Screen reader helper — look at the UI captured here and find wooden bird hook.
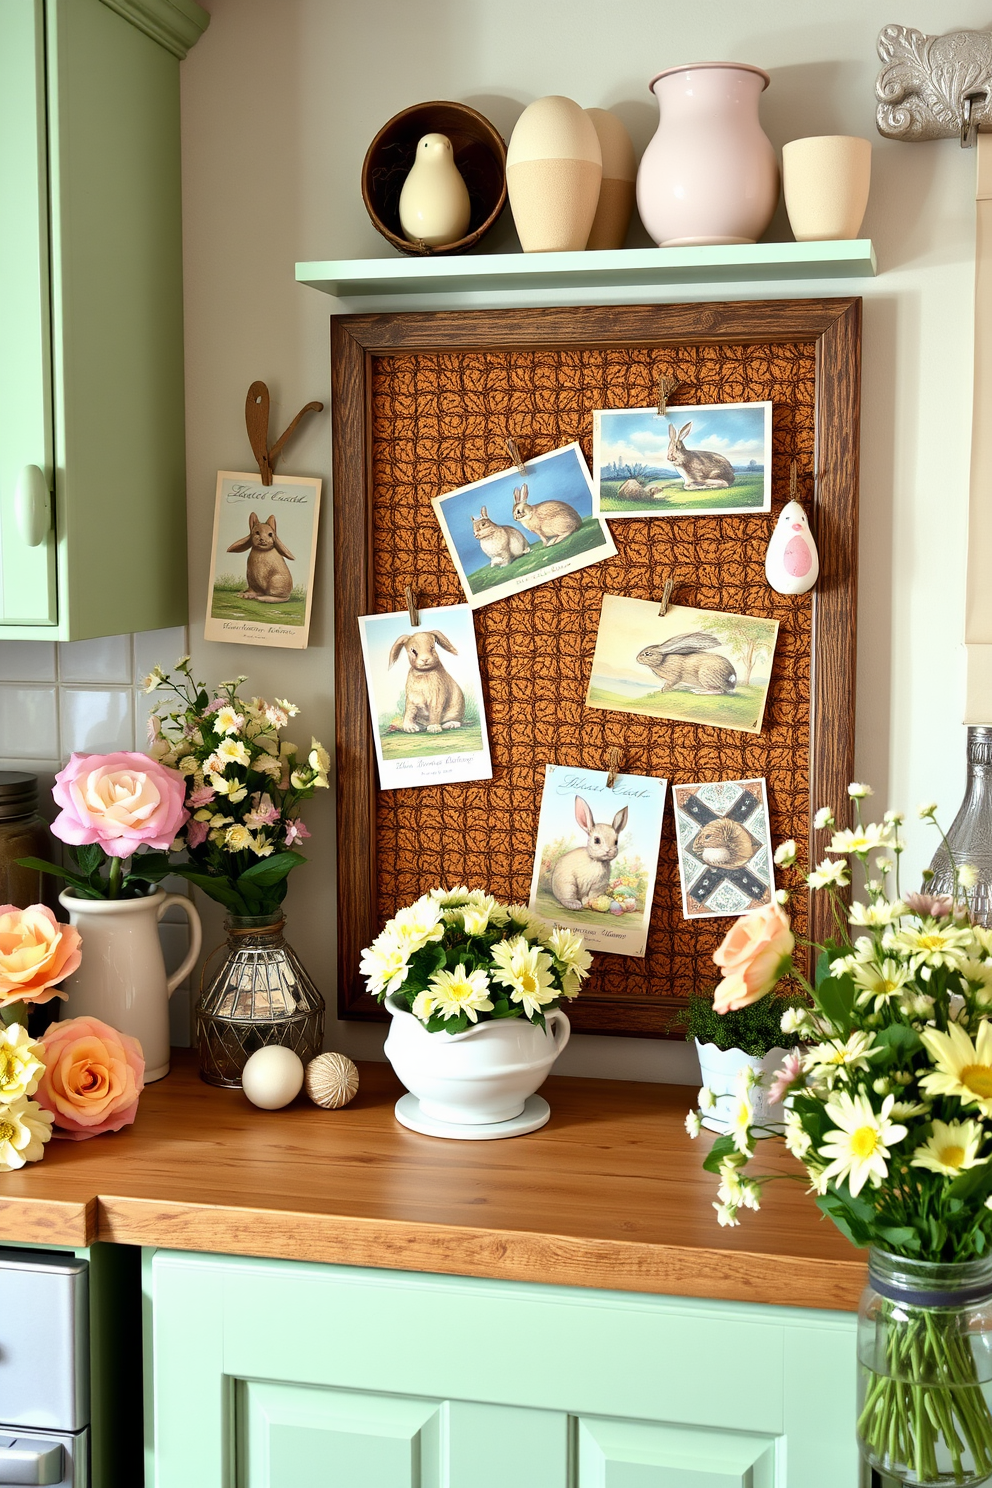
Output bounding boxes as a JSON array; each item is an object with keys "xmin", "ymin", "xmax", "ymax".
[{"xmin": 245, "ymin": 381, "xmax": 324, "ymax": 485}]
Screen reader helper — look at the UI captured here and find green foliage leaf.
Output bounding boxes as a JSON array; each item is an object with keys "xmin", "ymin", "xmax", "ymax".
[
  {"xmin": 72, "ymin": 843, "xmax": 104, "ymax": 876},
  {"xmin": 813, "ymin": 973, "xmax": 856, "ymax": 1037},
  {"xmin": 815, "ymin": 1190, "xmax": 872, "ymax": 1248},
  {"xmin": 167, "ymin": 867, "xmax": 246, "ymax": 914},
  {"xmin": 949, "ymin": 1161, "xmax": 992, "ymax": 1205},
  {"xmin": 126, "ymin": 851, "xmax": 174, "ymax": 884},
  {"xmin": 702, "ymin": 1135, "xmax": 738, "ymax": 1175},
  {"xmin": 871, "ymin": 1022, "xmax": 922, "ymax": 1060},
  {"xmin": 876, "ymin": 1225, "xmax": 920, "ymax": 1251},
  {"xmin": 16, "ymin": 855, "xmax": 91, "ymax": 890},
  {"xmin": 815, "ymin": 943, "xmax": 848, "ymax": 987},
  {"xmin": 238, "ymin": 851, "xmax": 307, "ymax": 887}
]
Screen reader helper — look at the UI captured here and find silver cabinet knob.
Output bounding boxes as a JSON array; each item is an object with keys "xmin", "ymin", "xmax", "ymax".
[
  {"xmin": 0, "ymin": 1436, "xmax": 64, "ymax": 1486},
  {"xmin": 13, "ymin": 466, "xmax": 51, "ymax": 548}
]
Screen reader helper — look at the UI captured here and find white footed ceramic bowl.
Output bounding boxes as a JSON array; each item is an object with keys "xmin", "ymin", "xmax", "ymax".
[{"xmin": 384, "ymin": 995, "xmax": 570, "ymax": 1125}]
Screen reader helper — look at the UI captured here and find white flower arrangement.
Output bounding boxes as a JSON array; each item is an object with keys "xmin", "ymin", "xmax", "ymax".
[{"xmin": 360, "ymin": 888, "xmax": 592, "ymax": 1034}]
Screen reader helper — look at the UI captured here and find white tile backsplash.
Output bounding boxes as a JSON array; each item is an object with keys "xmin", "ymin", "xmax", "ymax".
[
  {"xmin": 60, "ymin": 688, "xmax": 134, "ymax": 754},
  {"xmin": 0, "ymin": 641, "xmax": 57, "ymax": 683},
  {"xmin": 132, "ymin": 627, "xmax": 188, "ymax": 683},
  {"xmin": 59, "ymin": 634, "xmax": 132, "ymax": 684},
  {"xmin": 0, "ymin": 686, "xmax": 59, "ymax": 758}
]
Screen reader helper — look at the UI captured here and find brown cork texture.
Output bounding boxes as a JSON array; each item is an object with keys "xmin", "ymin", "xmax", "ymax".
[{"xmin": 369, "ymin": 343, "xmax": 815, "ymax": 1030}]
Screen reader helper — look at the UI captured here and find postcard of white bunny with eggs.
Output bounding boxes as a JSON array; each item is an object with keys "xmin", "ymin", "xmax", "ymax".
[
  {"xmin": 431, "ymin": 443, "xmax": 617, "ymax": 610},
  {"xmin": 528, "ymin": 764, "xmax": 667, "ymax": 957},
  {"xmin": 592, "ymin": 401, "xmax": 772, "ymax": 518},
  {"xmin": 358, "ymin": 603, "xmax": 493, "ymax": 791},
  {"xmin": 204, "ymin": 472, "xmax": 322, "ymax": 648}
]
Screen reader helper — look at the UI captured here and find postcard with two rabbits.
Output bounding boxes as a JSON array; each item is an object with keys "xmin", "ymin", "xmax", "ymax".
[
  {"xmin": 430, "ymin": 444, "xmax": 617, "ymax": 610},
  {"xmin": 592, "ymin": 400, "xmax": 772, "ymax": 518},
  {"xmin": 587, "ymin": 594, "xmax": 780, "ymax": 735},
  {"xmin": 528, "ymin": 764, "xmax": 667, "ymax": 958},
  {"xmin": 358, "ymin": 603, "xmax": 493, "ymax": 791},
  {"xmin": 204, "ymin": 472, "xmax": 321, "ymax": 648}
]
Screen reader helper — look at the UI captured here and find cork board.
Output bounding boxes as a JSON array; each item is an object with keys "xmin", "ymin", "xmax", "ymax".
[{"xmin": 331, "ymin": 301, "xmax": 861, "ymax": 1036}]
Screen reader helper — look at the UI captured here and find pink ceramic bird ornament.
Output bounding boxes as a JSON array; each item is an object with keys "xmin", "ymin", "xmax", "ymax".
[{"xmin": 764, "ymin": 499, "xmax": 819, "ymax": 595}]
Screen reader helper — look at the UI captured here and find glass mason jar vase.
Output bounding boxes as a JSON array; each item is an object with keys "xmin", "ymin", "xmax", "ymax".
[
  {"xmin": 195, "ymin": 914, "xmax": 324, "ymax": 1087},
  {"xmin": 858, "ymin": 1248, "xmax": 992, "ymax": 1486}
]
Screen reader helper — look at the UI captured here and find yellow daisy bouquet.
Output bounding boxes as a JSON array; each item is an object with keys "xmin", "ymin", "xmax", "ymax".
[
  {"xmin": 688, "ymin": 784, "xmax": 992, "ymax": 1484},
  {"xmin": 359, "ymin": 888, "xmax": 591, "ymax": 1034}
]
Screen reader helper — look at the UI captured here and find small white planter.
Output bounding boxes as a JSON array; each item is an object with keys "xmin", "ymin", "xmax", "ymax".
[
  {"xmin": 694, "ymin": 1039, "xmax": 790, "ymax": 1135},
  {"xmin": 384, "ymin": 995, "xmax": 570, "ymax": 1138}
]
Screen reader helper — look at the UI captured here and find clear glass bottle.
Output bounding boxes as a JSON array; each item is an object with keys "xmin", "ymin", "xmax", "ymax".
[
  {"xmin": 858, "ymin": 1248, "xmax": 992, "ymax": 1486},
  {"xmin": 195, "ymin": 913, "xmax": 324, "ymax": 1087},
  {"xmin": 927, "ymin": 727, "xmax": 992, "ymax": 924},
  {"xmin": 0, "ymin": 771, "xmax": 57, "ymax": 911}
]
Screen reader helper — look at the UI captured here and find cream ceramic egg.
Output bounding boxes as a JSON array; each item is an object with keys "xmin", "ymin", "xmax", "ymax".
[
  {"xmin": 241, "ymin": 1045, "xmax": 305, "ymax": 1110},
  {"xmin": 764, "ymin": 499, "xmax": 820, "ymax": 595},
  {"xmin": 507, "ymin": 96, "xmax": 602, "ymax": 252}
]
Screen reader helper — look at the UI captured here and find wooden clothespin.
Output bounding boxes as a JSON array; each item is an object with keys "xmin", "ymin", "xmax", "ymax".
[
  {"xmin": 658, "ymin": 577, "xmax": 674, "ymax": 617},
  {"xmin": 506, "ymin": 436, "xmax": 526, "ymax": 475},
  {"xmin": 655, "ymin": 375, "xmax": 678, "ymax": 418},
  {"xmin": 606, "ymin": 747, "xmax": 623, "ymax": 789},
  {"xmin": 245, "ymin": 381, "xmax": 324, "ymax": 485},
  {"xmin": 404, "ymin": 585, "xmax": 420, "ymax": 626},
  {"xmin": 790, "ymin": 460, "xmax": 799, "ymax": 500}
]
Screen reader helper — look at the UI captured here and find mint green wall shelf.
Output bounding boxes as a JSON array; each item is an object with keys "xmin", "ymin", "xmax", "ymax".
[{"xmin": 296, "ymin": 239, "xmax": 877, "ymax": 311}]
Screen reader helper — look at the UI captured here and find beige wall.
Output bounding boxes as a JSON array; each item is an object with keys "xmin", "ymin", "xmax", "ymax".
[{"xmin": 179, "ymin": 0, "xmax": 983, "ymax": 1080}]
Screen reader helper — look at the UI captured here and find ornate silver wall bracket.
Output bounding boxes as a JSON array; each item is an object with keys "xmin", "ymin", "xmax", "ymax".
[{"xmin": 876, "ymin": 25, "xmax": 992, "ymax": 145}]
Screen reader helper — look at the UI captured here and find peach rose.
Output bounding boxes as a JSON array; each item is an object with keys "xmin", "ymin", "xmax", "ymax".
[
  {"xmin": 0, "ymin": 904, "xmax": 82, "ymax": 1008},
  {"xmin": 712, "ymin": 902, "xmax": 794, "ymax": 1014},
  {"xmin": 37, "ymin": 1016, "xmax": 144, "ymax": 1140}
]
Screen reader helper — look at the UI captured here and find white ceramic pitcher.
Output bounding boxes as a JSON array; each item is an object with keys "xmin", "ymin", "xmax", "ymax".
[{"xmin": 58, "ymin": 889, "xmax": 202, "ymax": 1082}]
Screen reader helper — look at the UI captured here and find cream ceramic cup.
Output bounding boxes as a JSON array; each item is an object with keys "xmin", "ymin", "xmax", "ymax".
[{"xmin": 782, "ymin": 135, "xmax": 871, "ymax": 242}]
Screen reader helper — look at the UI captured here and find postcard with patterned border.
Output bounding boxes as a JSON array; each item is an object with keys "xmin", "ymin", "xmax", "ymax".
[
  {"xmin": 528, "ymin": 764, "xmax": 667, "ymax": 957},
  {"xmin": 673, "ymin": 779, "xmax": 774, "ymax": 920},
  {"xmin": 431, "ymin": 443, "xmax": 617, "ymax": 610},
  {"xmin": 586, "ymin": 594, "xmax": 779, "ymax": 735},
  {"xmin": 358, "ymin": 604, "xmax": 492, "ymax": 791},
  {"xmin": 592, "ymin": 401, "xmax": 772, "ymax": 517}
]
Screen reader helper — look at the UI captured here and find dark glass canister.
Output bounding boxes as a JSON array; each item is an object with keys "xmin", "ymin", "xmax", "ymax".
[
  {"xmin": 195, "ymin": 913, "xmax": 324, "ymax": 1087},
  {"xmin": 0, "ymin": 771, "xmax": 57, "ymax": 910}
]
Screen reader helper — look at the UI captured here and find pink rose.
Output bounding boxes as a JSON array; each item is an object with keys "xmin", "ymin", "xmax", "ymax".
[
  {"xmin": 37, "ymin": 1016, "xmax": 144, "ymax": 1140},
  {"xmin": 712, "ymin": 903, "xmax": 794, "ymax": 1014},
  {"xmin": 52, "ymin": 752, "xmax": 189, "ymax": 859},
  {"xmin": 0, "ymin": 904, "xmax": 82, "ymax": 1007}
]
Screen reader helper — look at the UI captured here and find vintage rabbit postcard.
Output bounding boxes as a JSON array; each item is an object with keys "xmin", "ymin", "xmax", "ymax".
[
  {"xmin": 673, "ymin": 778, "xmax": 774, "ymax": 920},
  {"xmin": 592, "ymin": 401, "xmax": 772, "ymax": 518},
  {"xmin": 431, "ymin": 444, "xmax": 617, "ymax": 610},
  {"xmin": 204, "ymin": 472, "xmax": 321, "ymax": 649},
  {"xmin": 586, "ymin": 594, "xmax": 779, "ymax": 735},
  {"xmin": 358, "ymin": 603, "xmax": 493, "ymax": 791},
  {"xmin": 528, "ymin": 764, "xmax": 667, "ymax": 958}
]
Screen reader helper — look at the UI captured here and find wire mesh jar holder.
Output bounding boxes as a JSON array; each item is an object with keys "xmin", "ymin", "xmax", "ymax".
[{"xmin": 195, "ymin": 914, "xmax": 325, "ymax": 1088}]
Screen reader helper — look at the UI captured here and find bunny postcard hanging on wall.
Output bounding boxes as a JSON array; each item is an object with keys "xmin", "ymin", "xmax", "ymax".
[
  {"xmin": 586, "ymin": 594, "xmax": 780, "ymax": 736},
  {"xmin": 528, "ymin": 764, "xmax": 667, "ymax": 957},
  {"xmin": 358, "ymin": 603, "xmax": 493, "ymax": 790},
  {"xmin": 672, "ymin": 778, "xmax": 775, "ymax": 920},
  {"xmin": 592, "ymin": 400, "xmax": 772, "ymax": 519},
  {"xmin": 204, "ymin": 472, "xmax": 322, "ymax": 648}
]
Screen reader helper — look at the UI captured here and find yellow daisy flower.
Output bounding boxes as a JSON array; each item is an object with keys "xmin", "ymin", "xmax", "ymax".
[
  {"xmin": 490, "ymin": 936, "xmax": 556, "ymax": 1018},
  {"xmin": 920, "ymin": 1019, "xmax": 992, "ymax": 1115},
  {"xmin": 911, "ymin": 1119, "xmax": 987, "ymax": 1178},
  {"xmin": 426, "ymin": 965, "xmax": 493, "ymax": 1023},
  {"xmin": 819, "ymin": 1092, "xmax": 907, "ymax": 1197}
]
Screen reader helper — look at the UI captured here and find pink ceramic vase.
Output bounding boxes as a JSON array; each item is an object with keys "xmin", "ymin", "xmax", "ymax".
[{"xmin": 637, "ymin": 62, "xmax": 779, "ymax": 247}]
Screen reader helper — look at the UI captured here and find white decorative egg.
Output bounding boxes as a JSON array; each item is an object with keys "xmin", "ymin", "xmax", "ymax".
[
  {"xmin": 241, "ymin": 1045, "xmax": 305, "ymax": 1110},
  {"xmin": 764, "ymin": 499, "xmax": 820, "ymax": 595},
  {"xmin": 507, "ymin": 97, "xmax": 602, "ymax": 253}
]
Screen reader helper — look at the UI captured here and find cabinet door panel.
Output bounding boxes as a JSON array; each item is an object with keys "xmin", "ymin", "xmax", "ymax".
[
  {"xmin": 0, "ymin": 0, "xmax": 57, "ymax": 625},
  {"xmin": 446, "ymin": 1401, "xmax": 569, "ymax": 1488},
  {"xmin": 243, "ymin": 1381, "xmax": 442, "ymax": 1488},
  {"xmin": 578, "ymin": 1417, "xmax": 777, "ymax": 1488}
]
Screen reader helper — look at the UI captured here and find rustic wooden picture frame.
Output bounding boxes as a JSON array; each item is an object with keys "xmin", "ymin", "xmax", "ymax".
[{"xmin": 331, "ymin": 299, "xmax": 861, "ymax": 1035}]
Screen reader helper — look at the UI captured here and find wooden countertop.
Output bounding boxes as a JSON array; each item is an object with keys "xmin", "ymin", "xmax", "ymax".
[{"xmin": 0, "ymin": 1050, "xmax": 866, "ymax": 1310}]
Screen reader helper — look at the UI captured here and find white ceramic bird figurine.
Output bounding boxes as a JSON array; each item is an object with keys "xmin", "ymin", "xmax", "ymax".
[
  {"xmin": 764, "ymin": 499, "xmax": 820, "ymax": 595},
  {"xmin": 398, "ymin": 133, "xmax": 471, "ymax": 248}
]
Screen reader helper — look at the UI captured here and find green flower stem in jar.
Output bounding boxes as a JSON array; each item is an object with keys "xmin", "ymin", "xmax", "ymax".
[{"xmin": 858, "ymin": 1249, "xmax": 992, "ymax": 1486}]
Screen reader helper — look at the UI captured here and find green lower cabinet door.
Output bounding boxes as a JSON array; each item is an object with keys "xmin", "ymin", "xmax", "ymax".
[
  {"xmin": 577, "ymin": 1417, "xmax": 778, "ymax": 1488},
  {"xmin": 242, "ymin": 1381, "xmax": 569, "ymax": 1488}
]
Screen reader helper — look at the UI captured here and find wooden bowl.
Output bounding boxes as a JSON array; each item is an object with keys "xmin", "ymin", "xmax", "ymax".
[{"xmin": 362, "ymin": 101, "xmax": 507, "ymax": 256}]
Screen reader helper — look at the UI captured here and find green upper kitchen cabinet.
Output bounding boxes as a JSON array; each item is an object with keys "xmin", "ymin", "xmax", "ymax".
[{"xmin": 0, "ymin": 0, "xmax": 207, "ymax": 639}]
